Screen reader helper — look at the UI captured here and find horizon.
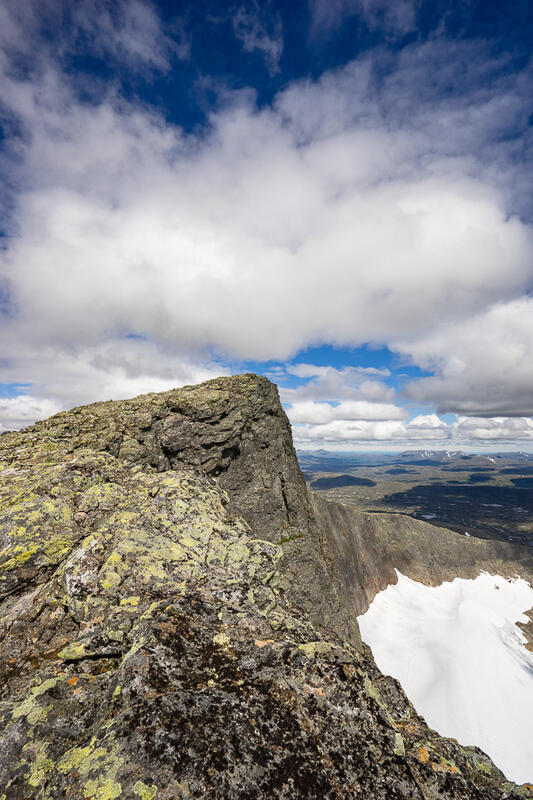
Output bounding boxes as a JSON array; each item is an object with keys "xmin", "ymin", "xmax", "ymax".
[{"xmin": 0, "ymin": 0, "xmax": 532, "ymax": 451}]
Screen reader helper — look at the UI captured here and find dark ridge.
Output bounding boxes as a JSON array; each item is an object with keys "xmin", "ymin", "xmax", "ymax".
[
  {"xmin": 511, "ymin": 477, "xmax": 533, "ymax": 488},
  {"xmin": 311, "ymin": 475, "xmax": 376, "ymax": 489},
  {"xmin": 397, "ymin": 459, "xmax": 445, "ymax": 466},
  {"xmin": 443, "ymin": 466, "xmax": 495, "ymax": 472},
  {"xmin": 502, "ymin": 467, "xmax": 533, "ymax": 475}
]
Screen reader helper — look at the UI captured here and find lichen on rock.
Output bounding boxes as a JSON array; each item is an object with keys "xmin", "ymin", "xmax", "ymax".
[{"xmin": 0, "ymin": 374, "xmax": 531, "ymax": 799}]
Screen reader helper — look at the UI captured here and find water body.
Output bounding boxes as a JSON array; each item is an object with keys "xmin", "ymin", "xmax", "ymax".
[{"xmin": 357, "ymin": 571, "xmax": 533, "ymax": 784}]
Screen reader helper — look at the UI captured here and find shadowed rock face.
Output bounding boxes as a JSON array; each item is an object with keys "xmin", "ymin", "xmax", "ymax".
[
  {"xmin": 309, "ymin": 494, "xmax": 533, "ymax": 618},
  {"xmin": 0, "ymin": 374, "xmax": 532, "ymax": 799}
]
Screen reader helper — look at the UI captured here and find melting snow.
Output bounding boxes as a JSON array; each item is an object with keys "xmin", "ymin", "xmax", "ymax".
[{"xmin": 357, "ymin": 571, "xmax": 533, "ymax": 784}]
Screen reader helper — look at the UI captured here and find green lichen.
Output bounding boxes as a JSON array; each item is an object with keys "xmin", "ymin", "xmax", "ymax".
[
  {"xmin": 134, "ymin": 781, "xmax": 158, "ymax": 799},
  {"xmin": 1, "ymin": 534, "xmax": 76, "ymax": 572},
  {"xmin": 58, "ymin": 738, "xmax": 124, "ymax": 800},
  {"xmin": 12, "ymin": 677, "xmax": 59, "ymax": 726},
  {"xmin": 58, "ymin": 641, "xmax": 88, "ymax": 661},
  {"xmin": 298, "ymin": 641, "xmax": 332, "ymax": 658},
  {"xmin": 120, "ymin": 596, "xmax": 140, "ymax": 607},
  {"xmin": 100, "ymin": 570, "xmax": 123, "ymax": 590},
  {"xmin": 213, "ymin": 632, "xmax": 231, "ymax": 647},
  {"xmin": 1, "ymin": 542, "xmax": 41, "ymax": 568},
  {"xmin": 501, "ymin": 784, "xmax": 533, "ymax": 798},
  {"xmin": 83, "ymin": 776, "xmax": 122, "ymax": 800},
  {"xmin": 278, "ymin": 533, "xmax": 304, "ymax": 545},
  {"xmin": 58, "ymin": 741, "xmax": 108, "ymax": 775},
  {"xmin": 24, "ymin": 743, "xmax": 54, "ymax": 788},
  {"xmin": 362, "ymin": 675, "xmax": 397, "ymax": 727}
]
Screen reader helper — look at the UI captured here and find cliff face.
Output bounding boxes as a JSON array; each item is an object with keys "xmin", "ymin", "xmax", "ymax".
[
  {"xmin": 310, "ymin": 494, "xmax": 533, "ymax": 618},
  {"xmin": 0, "ymin": 374, "xmax": 531, "ymax": 799}
]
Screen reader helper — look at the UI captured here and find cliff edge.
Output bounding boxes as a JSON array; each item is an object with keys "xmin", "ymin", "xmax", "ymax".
[{"xmin": 0, "ymin": 374, "xmax": 531, "ymax": 799}]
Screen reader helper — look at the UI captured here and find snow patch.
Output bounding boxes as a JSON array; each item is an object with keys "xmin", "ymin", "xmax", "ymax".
[{"xmin": 357, "ymin": 571, "xmax": 533, "ymax": 784}]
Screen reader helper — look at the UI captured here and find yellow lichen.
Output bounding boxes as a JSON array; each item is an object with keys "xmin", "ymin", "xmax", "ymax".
[
  {"xmin": 58, "ymin": 641, "xmax": 87, "ymax": 661},
  {"xmin": 120, "ymin": 596, "xmax": 140, "ymax": 607},
  {"xmin": 83, "ymin": 776, "xmax": 122, "ymax": 800},
  {"xmin": 298, "ymin": 641, "xmax": 332, "ymax": 658},
  {"xmin": 58, "ymin": 741, "xmax": 107, "ymax": 775},
  {"xmin": 24, "ymin": 743, "xmax": 54, "ymax": 788},
  {"xmin": 12, "ymin": 677, "xmax": 59, "ymax": 726},
  {"xmin": 212, "ymin": 632, "xmax": 231, "ymax": 647},
  {"xmin": 134, "ymin": 781, "xmax": 158, "ymax": 799}
]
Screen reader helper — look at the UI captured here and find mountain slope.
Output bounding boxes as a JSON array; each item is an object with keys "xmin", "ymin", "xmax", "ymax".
[{"xmin": 0, "ymin": 374, "xmax": 531, "ymax": 799}]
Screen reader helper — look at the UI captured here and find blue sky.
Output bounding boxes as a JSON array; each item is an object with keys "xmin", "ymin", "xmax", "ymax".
[{"xmin": 0, "ymin": 0, "xmax": 532, "ymax": 450}]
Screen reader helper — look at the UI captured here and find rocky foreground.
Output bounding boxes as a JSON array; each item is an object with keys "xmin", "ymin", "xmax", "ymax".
[{"xmin": 0, "ymin": 374, "xmax": 532, "ymax": 799}]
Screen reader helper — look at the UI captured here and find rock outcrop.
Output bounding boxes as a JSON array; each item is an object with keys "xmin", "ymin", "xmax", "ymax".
[
  {"xmin": 310, "ymin": 494, "xmax": 533, "ymax": 618},
  {"xmin": 0, "ymin": 374, "xmax": 531, "ymax": 799}
]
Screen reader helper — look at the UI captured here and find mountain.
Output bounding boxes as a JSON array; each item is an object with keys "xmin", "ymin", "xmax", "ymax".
[{"xmin": 0, "ymin": 374, "xmax": 532, "ymax": 799}]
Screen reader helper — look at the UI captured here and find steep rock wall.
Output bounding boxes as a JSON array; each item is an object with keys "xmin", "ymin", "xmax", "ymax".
[
  {"xmin": 1, "ymin": 375, "xmax": 533, "ymax": 798},
  {"xmin": 310, "ymin": 493, "xmax": 533, "ymax": 617},
  {"xmin": 4, "ymin": 373, "xmax": 532, "ymax": 646}
]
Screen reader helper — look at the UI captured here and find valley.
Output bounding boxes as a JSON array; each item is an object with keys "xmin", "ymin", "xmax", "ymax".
[{"xmin": 299, "ymin": 450, "xmax": 533, "ymax": 547}]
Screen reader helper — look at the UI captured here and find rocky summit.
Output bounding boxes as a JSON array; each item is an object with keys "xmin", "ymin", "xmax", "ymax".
[{"xmin": 0, "ymin": 374, "xmax": 532, "ymax": 800}]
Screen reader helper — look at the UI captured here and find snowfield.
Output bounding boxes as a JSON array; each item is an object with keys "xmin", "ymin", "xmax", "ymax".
[{"xmin": 357, "ymin": 571, "xmax": 533, "ymax": 784}]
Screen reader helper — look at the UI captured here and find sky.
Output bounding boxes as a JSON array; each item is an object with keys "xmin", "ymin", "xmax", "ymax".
[{"xmin": 0, "ymin": 0, "xmax": 532, "ymax": 450}]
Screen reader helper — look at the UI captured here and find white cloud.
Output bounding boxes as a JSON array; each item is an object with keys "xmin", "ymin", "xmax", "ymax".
[
  {"xmin": 279, "ymin": 365, "xmax": 395, "ymax": 405},
  {"xmin": 292, "ymin": 417, "xmax": 446, "ymax": 445},
  {"xmin": 0, "ymin": 0, "xmax": 186, "ymax": 73},
  {"xmin": 309, "ymin": 0, "xmax": 420, "ymax": 36},
  {"xmin": 232, "ymin": 4, "xmax": 283, "ymax": 74},
  {"xmin": 286, "ymin": 363, "xmax": 390, "ymax": 379},
  {"xmin": 0, "ymin": 8, "xmax": 531, "ymax": 438},
  {"xmin": 291, "ymin": 413, "xmax": 533, "ymax": 450},
  {"xmin": 288, "ymin": 400, "xmax": 406, "ymax": 423},
  {"xmin": 0, "ymin": 395, "xmax": 62, "ymax": 432},
  {"xmin": 399, "ymin": 298, "xmax": 533, "ymax": 416},
  {"xmin": 453, "ymin": 416, "xmax": 533, "ymax": 442},
  {"xmin": 0, "ymin": 338, "xmax": 229, "ymax": 429}
]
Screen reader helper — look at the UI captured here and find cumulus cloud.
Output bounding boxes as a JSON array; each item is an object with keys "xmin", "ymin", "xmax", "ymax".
[
  {"xmin": 453, "ymin": 416, "xmax": 533, "ymax": 442},
  {"xmin": 0, "ymin": 395, "xmax": 62, "ymax": 432},
  {"xmin": 288, "ymin": 399, "xmax": 406, "ymax": 423},
  {"xmin": 0, "ymin": 2, "xmax": 531, "ymax": 442},
  {"xmin": 280, "ymin": 365, "xmax": 394, "ymax": 404},
  {"xmin": 291, "ymin": 413, "xmax": 533, "ymax": 450},
  {"xmin": 292, "ymin": 417, "xmax": 446, "ymax": 447},
  {"xmin": 399, "ymin": 298, "xmax": 533, "ymax": 416},
  {"xmin": 0, "ymin": 337, "xmax": 228, "ymax": 416},
  {"xmin": 287, "ymin": 364, "xmax": 390, "ymax": 379}
]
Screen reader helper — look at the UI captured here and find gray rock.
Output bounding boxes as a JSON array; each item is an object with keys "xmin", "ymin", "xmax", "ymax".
[{"xmin": 0, "ymin": 374, "xmax": 531, "ymax": 799}]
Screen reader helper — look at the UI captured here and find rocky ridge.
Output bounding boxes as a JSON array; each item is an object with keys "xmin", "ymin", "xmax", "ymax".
[{"xmin": 0, "ymin": 374, "xmax": 532, "ymax": 799}]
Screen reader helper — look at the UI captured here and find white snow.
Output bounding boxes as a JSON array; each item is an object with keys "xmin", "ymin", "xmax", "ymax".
[{"xmin": 357, "ymin": 571, "xmax": 533, "ymax": 784}]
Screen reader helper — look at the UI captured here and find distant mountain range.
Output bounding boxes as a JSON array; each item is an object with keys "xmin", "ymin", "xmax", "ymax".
[{"xmin": 297, "ymin": 449, "xmax": 533, "ymax": 471}]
